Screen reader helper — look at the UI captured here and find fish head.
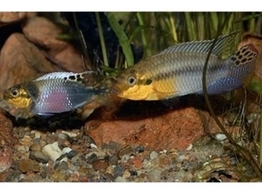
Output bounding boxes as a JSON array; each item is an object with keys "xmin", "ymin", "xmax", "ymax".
[
  {"xmin": 113, "ymin": 68, "xmax": 156, "ymax": 100},
  {"xmin": 3, "ymin": 84, "xmax": 33, "ymax": 109}
]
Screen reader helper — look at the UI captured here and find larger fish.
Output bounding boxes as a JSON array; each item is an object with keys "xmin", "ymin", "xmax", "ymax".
[
  {"xmin": 1, "ymin": 71, "xmax": 106, "ymax": 118},
  {"xmin": 112, "ymin": 32, "xmax": 258, "ymax": 100}
]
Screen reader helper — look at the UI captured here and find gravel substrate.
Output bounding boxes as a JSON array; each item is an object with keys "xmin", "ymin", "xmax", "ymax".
[{"xmin": 0, "ymin": 115, "xmax": 257, "ymax": 182}]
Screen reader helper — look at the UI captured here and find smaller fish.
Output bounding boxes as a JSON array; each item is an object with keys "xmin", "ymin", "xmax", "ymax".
[{"xmin": 1, "ymin": 71, "xmax": 107, "ymax": 118}]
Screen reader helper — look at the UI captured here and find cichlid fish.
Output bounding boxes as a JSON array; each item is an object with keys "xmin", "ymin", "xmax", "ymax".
[
  {"xmin": 1, "ymin": 71, "xmax": 106, "ymax": 118},
  {"xmin": 112, "ymin": 32, "xmax": 258, "ymax": 100}
]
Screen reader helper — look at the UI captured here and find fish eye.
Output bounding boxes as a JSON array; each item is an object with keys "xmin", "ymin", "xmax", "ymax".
[
  {"xmin": 127, "ymin": 75, "xmax": 137, "ymax": 86},
  {"xmin": 10, "ymin": 88, "xmax": 19, "ymax": 97}
]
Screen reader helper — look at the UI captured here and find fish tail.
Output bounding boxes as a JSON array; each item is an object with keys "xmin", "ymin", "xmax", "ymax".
[
  {"xmin": 229, "ymin": 44, "xmax": 258, "ymax": 86},
  {"xmin": 204, "ymin": 44, "xmax": 258, "ymax": 95}
]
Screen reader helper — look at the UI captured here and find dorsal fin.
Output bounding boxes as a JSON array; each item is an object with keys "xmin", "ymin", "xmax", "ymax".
[
  {"xmin": 156, "ymin": 31, "xmax": 239, "ymax": 57},
  {"xmin": 35, "ymin": 71, "xmax": 96, "ymax": 82}
]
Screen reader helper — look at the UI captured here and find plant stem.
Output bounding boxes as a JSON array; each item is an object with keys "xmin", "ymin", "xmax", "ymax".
[
  {"xmin": 95, "ymin": 12, "xmax": 109, "ymax": 67},
  {"xmin": 136, "ymin": 12, "xmax": 149, "ymax": 56},
  {"xmin": 185, "ymin": 12, "xmax": 196, "ymax": 40}
]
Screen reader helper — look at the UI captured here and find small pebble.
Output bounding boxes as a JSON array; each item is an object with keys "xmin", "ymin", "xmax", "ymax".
[
  {"xmin": 30, "ymin": 143, "xmax": 42, "ymax": 152},
  {"xmin": 157, "ymin": 154, "xmax": 170, "ymax": 168},
  {"xmin": 118, "ymin": 145, "xmax": 133, "ymax": 157},
  {"xmin": 66, "ymin": 150, "xmax": 77, "ymax": 159},
  {"xmin": 147, "ymin": 169, "xmax": 162, "ymax": 182},
  {"xmin": 61, "ymin": 130, "xmax": 79, "ymax": 138},
  {"xmin": 42, "ymin": 142, "xmax": 62, "ymax": 161},
  {"xmin": 92, "ymin": 159, "xmax": 109, "ymax": 171},
  {"xmin": 115, "ymin": 176, "xmax": 127, "ymax": 182},
  {"xmin": 215, "ymin": 133, "xmax": 227, "ymax": 141},
  {"xmin": 55, "ymin": 161, "xmax": 69, "ymax": 171},
  {"xmin": 105, "ymin": 165, "xmax": 115, "ymax": 175},
  {"xmin": 114, "ymin": 165, "xmax": 124, "ymax": 178},
  {"xmin": 150, "ymin": 151, "xmax": 159, "ymax": 160},
  {"xmin": 122, "ymin": 169, "xmax": 131, "ymax": 178},
  {"xmin": 109, "ymin": 154, "xmax": 119, "ymax": 165},
  {"xmin": 135, "ymin": 145, "xmax": 144, "ymax": 154},
  {"xmin": 86, "ymin": 153, "xmax": 98, "ymax": 164},
  {"xmin": 29, "ymin": 150, "xmax": 49, "ymax": 163},
  {"xmin": 62, "ymin": 147, "xmax": 72, "ymax": 155},
  {"xmin": 18, "ymin": 159, "xmax": 40, "ymax": 173}
]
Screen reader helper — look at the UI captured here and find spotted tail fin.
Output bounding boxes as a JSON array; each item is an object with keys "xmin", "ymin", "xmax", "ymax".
[
  {"xmin": 200, "ymin": 44, "xmax": 258, "ymax": 95},
  {"xmin": 229, "ymin": 44, "xmax": 258, "ymax": 86}
]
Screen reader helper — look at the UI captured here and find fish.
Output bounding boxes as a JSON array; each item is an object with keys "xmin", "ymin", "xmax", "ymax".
[
  {"xmin": 112, "ymin": 32, "xmax": 258, "ymax": 101},
  {"xmin": 1, "ymin": 71, "xmax": 107, "ymax": 118}
]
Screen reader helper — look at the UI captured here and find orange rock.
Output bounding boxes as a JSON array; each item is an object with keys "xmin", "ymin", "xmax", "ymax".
[
  {"xmin": 85, "ymin": 102, "xmax": 207, "ymax": 151},
  {"xmin": 22, "ymin": 16, "xmax": 91, "ymax": 72},
  {"xmin": 0, "ymin": 12, "xmax": 36, "ymax": 26},
  {"xmin": 0, "ymin": 111, "xmax": 14, "ymax": 173},
  {"xmin": 0, "ymin": 33, "xmax": 58, "ymax": 94},
  {"xmin": 130, "ymin": 155, "xmax": 143, "ymax": 169}
]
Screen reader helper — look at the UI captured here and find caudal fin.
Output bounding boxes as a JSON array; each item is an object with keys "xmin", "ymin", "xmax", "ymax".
[
  {"xmin": 230, "ymin": 44, "xmax": 258, "ymax": 86},
  {"xmin": 200, "ymin": 44, "xmax": 258, "ymax": 95}
]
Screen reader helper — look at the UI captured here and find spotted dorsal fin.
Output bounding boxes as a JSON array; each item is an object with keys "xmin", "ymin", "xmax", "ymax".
[
  {"xmin": 35, "ymin": 71, "xmax": 94, "ymax": 81},
  {"xmin": 156, "ymin": 31, "xmax": 239, "ymax": 58},
  {"xmin": 34, "ymin": 71, "xmax": 103, "ymax": 87}
]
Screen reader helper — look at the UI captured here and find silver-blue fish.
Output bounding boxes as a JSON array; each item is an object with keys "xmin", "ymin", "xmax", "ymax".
[{"xmin": 1, "ymin": 71, "xmax": 106, "ymax": 118}]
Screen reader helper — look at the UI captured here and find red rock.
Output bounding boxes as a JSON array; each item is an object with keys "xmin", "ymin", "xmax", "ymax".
[
  {"xmin": 22, "ymin": 16, "xmax": 91, "ymax": 72},
  {"xmin": 85, "ymin": 96, "xmax": 236, "ymax": 151},
  {"xmin": 0, "ymin": 33, "xmax": 58, "ymax": 94},
  {"xmin": 0, "ymin": 112, "xmax": 14, "ymax": 173},
  {"xmin": 130, "ymin": 155, "xmax": 143, "ymax": 169},
  {"xmin": 85, "ymin": 102, "xmax": 208, "ymax": 151}
]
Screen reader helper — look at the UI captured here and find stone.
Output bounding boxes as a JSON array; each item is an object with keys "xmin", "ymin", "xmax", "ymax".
[
  {"xmin": 18, "ymin": 159, "xmax": 40, "ymax": 173},
  {"xmin": 118, "ymin": 145, "xmax": 134, "ymax": 157},
  {"xmin": 42, "ymin": 142, "xmax": 63, "ymax": 161},
  {"xmin": 147, "ymin": 168, "xmax": 162, "ymax": 182},
  {"xmin": 0, "ymin": 147, "xmax": 12, "ymax": 173},
  {"xmin": 150, "ymin": 151, "xmax": 159, "ymax": 160},
  {"xmin": 0, "ymin": 33, "xmax": 57, "ymax": 95},
  {"xmin": 85, "ymin": 96, "xmax": 237, "ymax": 151},
  {"xmin": 0, "ymin": 112, "xmax": 14, "ymax": 173},
  {"xmin": 0, "ymin": 12, "xmax": 36, "ymax": 26},
  {"xmin": 115, "ymin": 176, "xmax": 127, "ymax": 182},
  {"xmin": 29, "ymin": 150, "xmax": 49, "ymax": 163},
  {"xmin": 85, "ymin": 104, "xmax": 206, "ymax": 151},
  {"xmin": 92, "ymin": 159, "xmax": 109, "ymax": 172},
  {"xmin": 22, "ymin": 16, "xmax": 91, "ymax": 72}
]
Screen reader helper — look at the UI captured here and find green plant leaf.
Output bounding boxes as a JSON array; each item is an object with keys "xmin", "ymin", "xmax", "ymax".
[{"xmin": 106, "ymin": 12, "xmax": 134, "ymax": 67}]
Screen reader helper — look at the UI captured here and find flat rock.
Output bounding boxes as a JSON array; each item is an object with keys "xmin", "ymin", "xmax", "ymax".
[{"xmin": 85, "ymin": 101, "xmax": 212, "ymax": 151}]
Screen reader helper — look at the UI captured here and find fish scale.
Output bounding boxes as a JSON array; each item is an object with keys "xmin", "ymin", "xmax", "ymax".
[{"xmin": 32, "ymin": 79, "xmax": 88, "ymax": 114}]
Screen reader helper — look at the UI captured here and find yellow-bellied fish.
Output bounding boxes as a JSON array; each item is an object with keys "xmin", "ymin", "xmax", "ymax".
[
  {"xmin": 112, "ymin": 32, "xmax": 258, "ymax": 101},
  {"xmin": 1, "ymin": 71, "xmax": 106, "ymax": 118}
]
